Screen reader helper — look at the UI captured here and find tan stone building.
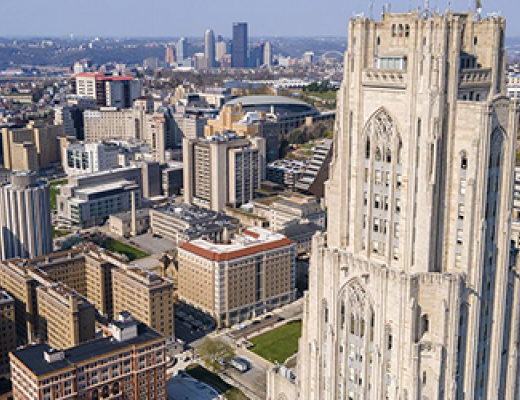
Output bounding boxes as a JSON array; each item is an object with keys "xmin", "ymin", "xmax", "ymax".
[
  {"xmin": 36, "ymin": 281, "xmax": 95, "ymax": 350},
  {"xmin": 0, "ymin": 245, "xmax": 174, "ymax": 349},
  {"xmin": 183, "ymin": 134, "xmax": 265, "ymax": 211},
  {"xmin": 268, "ymin": 10, "xmax": 520, "ymax": 400},
  {"xmin": 10, "ymin": 313, "xmax": 167, "ymax": 400},
  {"xmin": 1, "ymin": 121, "xmax": 66, "ymax": 171},
  {"xmin": 0, "ymin": 291, "xmax": 16, "ymax": 375},
  {"xmin": 112, "ymin": 265, "xmax": 175, "ymax": 344},
  {"xmin": 0, "ymin": 259, "xmax": 95, "ymax": 349},
  {"xmin": 178, "ymin": 227, "xmax": 296, "ymax": 327}
]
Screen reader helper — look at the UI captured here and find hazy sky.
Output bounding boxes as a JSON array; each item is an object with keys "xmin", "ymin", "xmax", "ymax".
[{"xmin": 2, "ymin": 0, "xmax": 519, "ymax": 38}]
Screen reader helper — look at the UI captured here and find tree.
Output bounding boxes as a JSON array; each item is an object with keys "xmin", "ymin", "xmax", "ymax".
[{"xmin": 197, "ymin": 337, "xmax": 236, "ymax": 372}]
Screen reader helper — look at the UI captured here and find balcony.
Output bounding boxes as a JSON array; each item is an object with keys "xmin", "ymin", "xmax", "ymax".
[
  {"xmin": 459, "ymin": 68, "xmax": 492, "ymax": 89},
  {"xmin": 362, "ymin": 69, "xmax": 407, "ymax": 90}
]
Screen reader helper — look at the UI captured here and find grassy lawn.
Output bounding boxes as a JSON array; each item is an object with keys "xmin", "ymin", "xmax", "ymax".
[
  {"xmin": 250, "ymin": 320, "xmax": 302, "ymax": 364},
  {"xmin": 49, "ymin": 179, "xmax": 67, "ymax": 210},
  {"xmin": 302, "ymin": 90, "xmax": 338, "ymax": 101},
  {"xmin": 102, "ymin": 238, "xmax": 148, "ymax": 261},
  {"xmin": 52, "ymin": 227, "xmax": 71, "ymax": 238},
  {"xmin": 185, "ymin": 365, "xmax": 248, "ymax": 399}
]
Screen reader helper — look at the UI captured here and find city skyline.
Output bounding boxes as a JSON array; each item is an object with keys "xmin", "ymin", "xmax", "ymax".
[{"xmin": 1, "ymin": 0, "xmax": 519, "ymax": 38}]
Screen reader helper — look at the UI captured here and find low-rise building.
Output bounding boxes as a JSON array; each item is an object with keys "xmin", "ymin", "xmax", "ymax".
[
  {"xmin": 266, "ymin": 159, "xmax": 307, "ymax": 191},
  {"xmin": 109, "ymin": 208, "xmax": 150, "ymax": 238},
  {"xmin": 295, "ymin": 139, "xmax": 333, "ymax": 197},
  {"xmin": 57, "ymin": 167, "xmax": 142, "ymax": 228},
  {"xmin": 178, "ymin": 227, "xmax": 296, "ymax": 327},
  {"xmin": 63, "ymin": 141, "xmax": 121, "ymax": 176},
  {"xmin": 253, "ymin": 194, "xmax": 326, "ymax": 231},
  {"xmin": 10, "ymin": 313, "xmax": 167, "ymax": 400},
  {"xmin": 149, "ymin": 203, "xmax": 239, "ymax": 245}
]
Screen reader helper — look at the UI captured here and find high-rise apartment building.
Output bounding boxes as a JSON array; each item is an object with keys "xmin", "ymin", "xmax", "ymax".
[
  {"xmin": 0, "ymin": 171, "xmax": 52, "ymax": 261},
  {"xmin": 179, "ymin": 227, "xmax": 296, "ymax": 327},
  {"xmin": 2, "ymin": 121, "xmax": 66, "ymax": 171},
  {"xmin": 0, "ymin": 291, "xmax": 16, "ymax": 375},
  {"xmin": 10, "ymin": 313, "xmax": 167, "ymax": 400},
  {"xmin": 72, "ymin": 73, "xmax": 142, "ymax": 108},
  {"xmin": 232, "ymin": 23, "xmax": 248, "ymax": 68},
  {"xmin": 204, "ymin": 29, "xmax": 216, "ymax": 68},
  {"xmin": 268, "ymin": 10, "xmax": 520, "ymax": 400},
  {"xmin": 183, "ymin": 134, "xmax": 265, "ymax": 211}
]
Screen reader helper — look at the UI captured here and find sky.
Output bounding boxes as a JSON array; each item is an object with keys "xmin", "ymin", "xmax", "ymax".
[{"xmin": 1, "ymin": 0, "xmax": 519, "ymax": 38}]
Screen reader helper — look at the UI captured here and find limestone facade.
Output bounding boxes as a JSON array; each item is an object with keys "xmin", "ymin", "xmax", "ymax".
[{"xmin": 269, "ymin": 10, "xmax": 520, "ymax": 400}]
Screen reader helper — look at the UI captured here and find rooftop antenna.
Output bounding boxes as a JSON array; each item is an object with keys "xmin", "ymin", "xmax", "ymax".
[
  {"xmin": 424, "ymin": 0, "xmax": 430, "ymax": 17},
  {"xmin": 370, "ymin": 0, "xmax": 375, "ymax": 19}
]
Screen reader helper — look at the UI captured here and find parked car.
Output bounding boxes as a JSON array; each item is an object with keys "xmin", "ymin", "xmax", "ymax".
[{"xmin": 230, "ymin": 357, "xmax": 250, "ymax": 373}]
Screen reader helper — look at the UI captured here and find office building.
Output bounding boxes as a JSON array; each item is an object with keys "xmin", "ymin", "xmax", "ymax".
[
  {"xmin": 165, "ymin": 46, "xmax": 176, "ymax": 66},
  {"xmin": 232, "ymin": 23, "xmax": 248, "ymax": 68},
  {"xmin": 178, "ymin": 227, "xmax": 296, "ymax": 327},
  {"xmin": 264, "ymin": 41, "xmax": 272, "ymax": 67},
  {"xmin": 204, "ymin": 29, "xmax": 216, "ymax": 68},
  {"xmin": 84, "ymin": 97, "xmax": 175, "ymax": 162},
  {"xmin": 0, "ymin": 171, "xmax": 52, "ymax": 261},
  {"xmin": 2, "ymin": 122, "xmax": 66, "ymax": 171},
  {"xmin": 216, "ymin": 40, "xmax": 228, "ymax": 65},
  {"xmin": 0, "ymin": 291, "xmax": 16, "ymax": 375},
  {"xmin": 63, "ymin": 141, "xmax": 121, "ymax": 176},
  {"xmin": 268, "ymin": 10, "xmax": 520, "ymax": 400},
  {"xmin": 176, "ymin": 37, "xmax": 188, "ymax": 62},
  {"xmin": 252, "ymin": 194, "xmax": 325, "ymax": 231},
  {"xmin": 112, "ymin": 265, "xmax": 175, "ymax": 344},
  {"xmin": 162, "ymin": 161, "xmax": 183, "ymax": 197},
  {"xmin": 56, "ymin": 166, "xmax": 142, "ymax": 228},
  {"xmin": 250, "ymin": 43, "xmax": 265, "ymax": 68},
  {"xmin": 149, "ymin": 202, "xmax": 239, "ymax": 245},
  {"xmin": 71, "ymin": 73, "xmax": 142, "ymax": 108},
  {"xmin": 183, "ymin": 134, "xmax": 265, "ymax": 211},
  {"xmin": 10, "ymin": 313, "xmax": 167, "ymax": 400},
  {"xmin": 302, "ymin": 51, "xmax": 315, "ymax": 64},
  {"xmin": 54, "ymin": 104, "xmax": 85, "ymax": 139}
]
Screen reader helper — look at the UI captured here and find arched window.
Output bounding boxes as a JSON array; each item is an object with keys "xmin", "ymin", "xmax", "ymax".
[
  {"xmin": 366, "ymin": 138, "xmax": 371, "ymax": 158},
  {"xmin": 398, "ymin": 24, "xmax": 404, "ymax": 37},
  {"xmin": 388, "ymin": 333, "xmax": 393, "ymax": 350},
  {"xmin": 392, "ymin": 25, "xmax": 397, "ymax": 37},
  {"xmin": 386, "ymin": 148, "xmax": 392, "ymax": 163},
  {"xmin": 350, "ymin": 314, "xmax": 356, "ymax": 334},
  {"xmin": 422, "ymin": 371, "xmax": 427, "ymax": 385},
  {"xmin": 405, "ymin": 25, "xmax": 410, "ymax": 37}
]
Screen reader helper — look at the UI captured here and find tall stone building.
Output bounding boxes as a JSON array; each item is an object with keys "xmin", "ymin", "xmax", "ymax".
[{"xmin": 268, "ymin": 10, "xmax": 520, "ymax": 400}]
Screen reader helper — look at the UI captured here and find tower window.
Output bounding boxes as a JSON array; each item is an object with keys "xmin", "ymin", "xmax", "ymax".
[
  {"xmin": 421, "ymin": 314, "xmax": 430, "ymax": 335},
  {"xmin": 366, "ymin": 139, "xmax": 371, "ymax": 158},
  {"xmin": 388, "ymin": 333, "xmax": 393, "ymax": 350},
  {"xmin": 461, "ymin": 154, "xmax": 468, "ymax": 170}
]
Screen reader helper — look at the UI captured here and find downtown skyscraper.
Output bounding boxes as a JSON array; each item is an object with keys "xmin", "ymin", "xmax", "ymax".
[
  {"xmin": 268, "ymin": 9, "xmax": 520, "ymax": 400},
  {"xmin": 232, "ymin": 22, "xmax": 248, "ymax": 68},
  {"xmin": 204, "ymin": 28, "xmax": 216, "ymax": 68}
]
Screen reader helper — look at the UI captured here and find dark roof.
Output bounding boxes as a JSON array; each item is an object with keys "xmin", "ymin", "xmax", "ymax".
[
  {"xmin": 12, "ymin": 323, "xmax": 162, "ymax": 377},
  {"xmin": 279, "ymin": 222, "xmax": 324, "ymax": 239},
  {"xmin": 225, "ymin": 96, "xmax": 318, "ymax": 116}
]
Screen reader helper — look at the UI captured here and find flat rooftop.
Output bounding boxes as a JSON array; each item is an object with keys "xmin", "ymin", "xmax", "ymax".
[
  {"xmin": 12, "ymin": 323, "xmax": 162, "ymax": 377},
  {"xmin": 181, "ymin": 227, "xmax": 293, "ymax": 262}
]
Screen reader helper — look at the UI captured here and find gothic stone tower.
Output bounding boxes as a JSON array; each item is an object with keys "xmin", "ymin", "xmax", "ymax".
[{"xmin": 268, "ymin": 10, "xmax": 520, "ymax": 400}]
